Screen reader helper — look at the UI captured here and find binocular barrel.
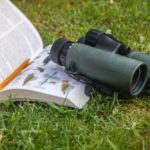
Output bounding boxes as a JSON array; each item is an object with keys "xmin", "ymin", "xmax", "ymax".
[
  {"xmin": 50, "ymin": 38, "xmax": 147, "ymax": 96},
  {"xmin": 78, "ymin": 29, "xmax": 150, "ymax": 91}
]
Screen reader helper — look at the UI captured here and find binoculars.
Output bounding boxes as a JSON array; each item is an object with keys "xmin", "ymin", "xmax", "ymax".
[{"xmin": 50, "ymin": 29, "xmax": 150, "ymax": 97}]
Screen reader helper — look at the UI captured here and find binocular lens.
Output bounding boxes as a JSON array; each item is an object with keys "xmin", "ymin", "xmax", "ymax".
[{"xmin": 131, "ymin": 65, "xmax": 147, "ymax": 95}]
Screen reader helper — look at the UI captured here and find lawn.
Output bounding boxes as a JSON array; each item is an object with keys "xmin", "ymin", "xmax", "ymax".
[{"xmin": 0, "ymin": 0, "xmax": 150, "ymax": 149}]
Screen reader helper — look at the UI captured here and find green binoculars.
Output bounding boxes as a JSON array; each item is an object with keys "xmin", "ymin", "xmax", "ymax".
[
  {"xmin": 50, "ymin": 37, "xmax": 148, "ymax": 97},
  {"xmin": 78, "ymin": 29, "xmax": 150, "ymax": 94}
]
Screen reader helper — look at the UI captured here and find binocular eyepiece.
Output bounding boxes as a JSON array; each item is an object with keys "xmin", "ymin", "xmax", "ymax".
[{"xmin": 50, "ymin": 38, "xmax": 148, "ymax": 97}]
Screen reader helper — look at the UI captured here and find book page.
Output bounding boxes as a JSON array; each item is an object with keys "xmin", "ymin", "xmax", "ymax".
[
  {"xmin": 2, "ymin": 46, "xmax": 88, "ymax": 108},
  {"xmin": 0, "ymin": 0, "xmax": 43, "ymax": 85}
]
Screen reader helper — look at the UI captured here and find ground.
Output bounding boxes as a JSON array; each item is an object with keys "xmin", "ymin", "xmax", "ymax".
[{"xmin": 0, "ymin": 0, "xmax": 150, "ymax": 149}]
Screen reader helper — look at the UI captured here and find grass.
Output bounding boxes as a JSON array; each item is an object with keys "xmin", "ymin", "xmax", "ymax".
[{"xmin": 0, "ymin": 0, "xmax": 150, "ymax": 149}]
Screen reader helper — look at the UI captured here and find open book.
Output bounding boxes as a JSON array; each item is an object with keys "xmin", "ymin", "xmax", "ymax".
[{"xmin": 0, "ymin": 0, "xmax": 89, "ymax": 108}]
